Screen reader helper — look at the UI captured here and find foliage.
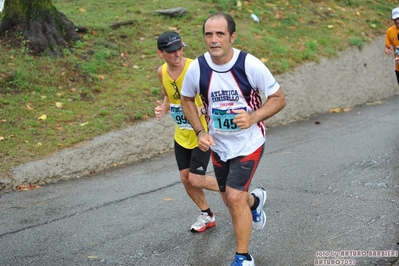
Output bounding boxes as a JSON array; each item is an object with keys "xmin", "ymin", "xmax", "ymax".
[{"xmin": 0, "ymin": 0, "xmax": 394, "ymax": 174}]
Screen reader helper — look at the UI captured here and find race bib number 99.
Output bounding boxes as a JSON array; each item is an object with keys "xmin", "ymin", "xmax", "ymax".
[{"xmin": 170, "ymin": 104, "xmax": 192, "ymax": 130}]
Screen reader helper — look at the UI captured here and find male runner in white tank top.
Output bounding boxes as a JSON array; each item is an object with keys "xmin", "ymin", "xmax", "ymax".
[{"xmin": 181, "ymin": 13, "xmax": 286, "ymax": 266}]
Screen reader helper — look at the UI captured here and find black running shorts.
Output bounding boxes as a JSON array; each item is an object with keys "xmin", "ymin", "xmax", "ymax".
[
  {"xmin": 174, "ymin": 140, "xmax": 210, "ymax": 175},
  {"xmin": 211, "ymin": 144, "xmax": 264, "ymax": 192}
]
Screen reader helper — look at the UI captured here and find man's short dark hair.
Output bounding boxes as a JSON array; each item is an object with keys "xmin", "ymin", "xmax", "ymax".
[{"xmin": 202, "ymin": 12, "xmax": 236, "ymax": 36}]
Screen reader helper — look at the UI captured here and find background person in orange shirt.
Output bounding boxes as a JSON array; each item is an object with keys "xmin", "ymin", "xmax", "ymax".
[{"xmin": 384, "ymin": 7, "xmax": 399, "ymax": 84}]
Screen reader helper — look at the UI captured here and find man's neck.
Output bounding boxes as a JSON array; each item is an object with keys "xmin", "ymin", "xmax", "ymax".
[{"xmin": 167, "ymin": 58, "xmax": 186, "ymax": 80}]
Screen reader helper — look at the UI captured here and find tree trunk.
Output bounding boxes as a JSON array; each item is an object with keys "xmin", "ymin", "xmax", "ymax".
[{"xmin": 0, "ymin": 0, "xmax": 83, "ymax": 56}]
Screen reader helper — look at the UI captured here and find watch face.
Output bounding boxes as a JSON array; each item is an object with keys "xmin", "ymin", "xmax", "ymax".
[{"xmin": 201, "ymin": 108, "xmax": 206, "ymax": 114}]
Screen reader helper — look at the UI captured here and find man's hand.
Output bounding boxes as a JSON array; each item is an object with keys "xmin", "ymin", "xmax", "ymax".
[
  {"xmin": 197, "ymin": 132, "xmax": 215, "ymax": 152},
  {"xmin": 154, "ymin": 100, "xmax": 165, "ymax": 121},
  {"xmin": 232, "ymin": 109, "xmax": 255, "ymax": 129},
  {"xmin": 385, "ymin": 46, "xmax": 394, "ymax": 57}
]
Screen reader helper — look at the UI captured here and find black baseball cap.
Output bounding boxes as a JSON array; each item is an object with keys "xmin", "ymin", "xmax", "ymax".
[{"xmin": 157, "ymin": 31, "xmax": 187, "ymax": 52}]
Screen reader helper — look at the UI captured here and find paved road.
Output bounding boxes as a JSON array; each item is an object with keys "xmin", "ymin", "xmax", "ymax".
[{"xmin": 0, "ymin": 95, "xmax": 398, "ymax": 266}]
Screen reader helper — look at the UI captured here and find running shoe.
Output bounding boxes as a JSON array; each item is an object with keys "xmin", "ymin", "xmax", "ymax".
[
  {"xmin": 190, "ymin": 212, "xmax": 216, "ymax": 232},
  {"xmin": 230, "ymin": 254, "xmax": 255, "ymax": 266},
  {"xmin": 250, "ymin": 187, "xmax": 267, "ymax": 230}
]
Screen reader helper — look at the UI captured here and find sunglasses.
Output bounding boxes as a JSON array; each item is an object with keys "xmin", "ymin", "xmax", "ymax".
[{"xmin": 171, "ymin": 81, "xmax": 180, "ymax": 100}]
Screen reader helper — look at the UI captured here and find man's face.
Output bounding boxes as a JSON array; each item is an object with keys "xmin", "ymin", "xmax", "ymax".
[
  {"xmin": 157, "ymin": 47, "xmax": 183, "ymax": 67},
  {"xmin": 203, "ymin": 16, "xmax": 236, "ymax": 64},
  {"xmin": 395, "ymin": 18, "xmax": 399, "ymax": 29}
]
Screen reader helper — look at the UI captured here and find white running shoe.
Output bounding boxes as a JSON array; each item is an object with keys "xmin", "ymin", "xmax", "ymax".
[
  {"xmin": 190, "ymin": 212, "xmax": 216, "ymax": 232},
  {"xmin": 251, "ymin": 187, "xmax": 267, "ymax": 230}
]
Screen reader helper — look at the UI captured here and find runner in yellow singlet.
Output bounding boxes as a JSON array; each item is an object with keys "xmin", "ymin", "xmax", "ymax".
[{"xmin": 154, "ymin": 31, "xmax": 219, "ymax": 232}]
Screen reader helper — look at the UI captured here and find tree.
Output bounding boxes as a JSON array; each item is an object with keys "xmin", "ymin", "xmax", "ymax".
[{"xmin": 0, "ymin": 0, "xmax": 86, "ymax": 56}]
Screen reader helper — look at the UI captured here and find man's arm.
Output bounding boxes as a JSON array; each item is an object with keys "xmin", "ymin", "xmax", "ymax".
[
  {"xmin": 181, "ymin": 95, "xmax": 215, "ymax": 151},
  {"xmin": 154, "ymin": 66, "xmax": 170, "ymax": 120},
  {"xmin": 385, "ymin": 31, "xmax": 394, "ymax": 57},
  {"xmin": 385, "ymin": 45, "xmax": 394, "ymax": 57},
  {"xmin": 233, "ymin": 88, "xmax": 286, "ymax": 129},
  {"xmin": 181, "ymin": 95, "xmax": 204, "ymax": 134}
]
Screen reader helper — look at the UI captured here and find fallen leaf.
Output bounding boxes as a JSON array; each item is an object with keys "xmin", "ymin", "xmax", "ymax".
[
  {"xmin": 38, "ymin": 114, "xmax": 47, "ymax": 121},
  {"xmin": 260, "ymin": 57, "xmax": 268, "ymax": 63},
  {"xmin": 40, "ymin": 95, "xmax": 46, "ymax": 99},
  {"xmin": 0, "ymin": 136, "xmax": 4, "ymax": 141},
  {"xmin": 355, "ymin": 11, "xmax": 360, "ymax": 16},
  {"xmin": 163, "ymin": 197, "xmax": 174, "ymax": 201},
  {"xmin": 80, "ymin": 122, "xmax": 89, "ymax": 127},
  {"xmin": 88, "ymin": 256, "xmax": 98, "ymax": 260},
  {"xmin": 1, "ymin": 119, "xmax": 6, "ymax": 123},
  {"xmin": 16, "ymin": 185, "xmax": 29, "ymax": 191},
  {"xmin": 329, "ymin": 107, "xmax": 341, "ymax": 113},
  {"xmin": 327, "ymin": 25, "xmax": 334, "ymax": 29},
  {"xmin": 79, "ymin": 8, "xmax": 86, "ymax": 12},
  {"xmin": 237, "ymin": 0, "xmax": 242, "ymax": 8},
  {"xmin": 26, "ymin": 104, "xmax": 33, "ymax": 110},
  {"xmin": 16, "ymin": 184, "xmax": 42, "ymax": 191},
  {"xmin": 275, "ymin": 13, "xmax": 284, "ymax": 20},
  {"xmin": 366, "ymin": 100, "xmax": 383, "ymax": 105},
  {"xmin": 55, "ymin": 102, "xmax": 63, "ymax": 108},
  {"xmin": 342, "ymin": 107, "xmax": 352, "ymax": 112}
]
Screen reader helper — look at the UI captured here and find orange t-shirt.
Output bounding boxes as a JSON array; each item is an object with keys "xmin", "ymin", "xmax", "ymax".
[{"xmin": 385, "ymin": 25, "xmax": 399, "ymax": 71}]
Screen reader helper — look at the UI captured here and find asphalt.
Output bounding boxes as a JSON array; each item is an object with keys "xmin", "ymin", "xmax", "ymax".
[{"xmin": 0, "ymin": 95, "xmax": 398, "ymax": 266}]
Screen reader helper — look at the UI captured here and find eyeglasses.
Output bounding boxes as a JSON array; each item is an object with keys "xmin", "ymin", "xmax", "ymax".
[{"xmin": 171, "ymin": 81, "xmax": 180, "ymax": 100}]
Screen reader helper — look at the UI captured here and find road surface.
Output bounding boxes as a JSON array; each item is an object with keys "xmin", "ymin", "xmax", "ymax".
[{"xmin": 0, "ymin": 95, "xmax": 398, "ymax": 266}]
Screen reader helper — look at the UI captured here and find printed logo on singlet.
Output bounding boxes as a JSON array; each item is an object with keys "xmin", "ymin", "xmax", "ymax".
[{"xmin": 210, "ymin": 90, "xmax": 240, "ymax": 102}]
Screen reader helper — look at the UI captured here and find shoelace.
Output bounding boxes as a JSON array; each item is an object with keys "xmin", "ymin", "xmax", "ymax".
[
  {"xmin": 196, "ymin": 213, "xmax": 210, "ymax": 223},
  {"xmin": 251, "ymin": 209, "xmax": 260, "ymax": 222},
  {"xmin": 231, "ymin": 256, "xmax": 245, "ymax": 266}
]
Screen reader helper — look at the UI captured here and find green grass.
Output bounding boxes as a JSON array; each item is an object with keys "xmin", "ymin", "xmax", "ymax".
[{"xmin": 0, "ymin": 0, "xmax": 395, "ymax": 175}]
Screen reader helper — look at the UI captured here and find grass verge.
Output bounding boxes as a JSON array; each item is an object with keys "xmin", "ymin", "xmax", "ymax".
[{"xmin": 0, "ymin": 0, "xmax": 395, "ymax": 176}]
